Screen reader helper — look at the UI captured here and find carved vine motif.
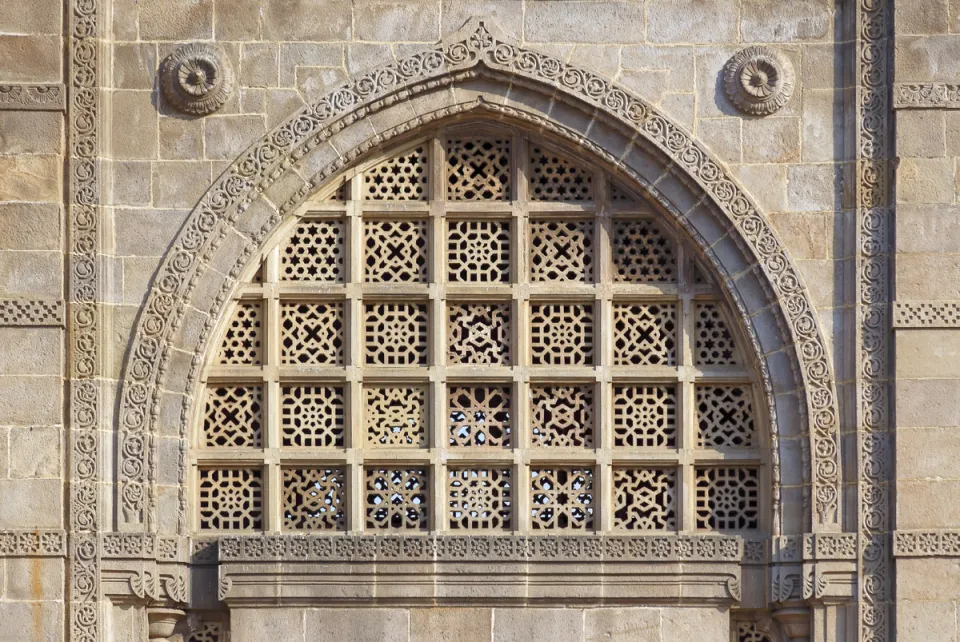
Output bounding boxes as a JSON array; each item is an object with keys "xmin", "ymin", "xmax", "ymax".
[
  {"xmin": 160, "ymin": 43, "xmax": 234, "ymax": 116},
  {"xmin": 117, "ymin": 20, "xmax": 841, "ymax": 535},
  {"xmin": 0, "ymin": 84, "xmax": 65, "ymax": 110},
  {"xmin": 723, "ymin": 47, "xmax": 795, "ymax": 116}
]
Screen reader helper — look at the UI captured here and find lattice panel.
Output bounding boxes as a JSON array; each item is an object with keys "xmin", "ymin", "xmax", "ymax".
[
  {"xmin": 198, "ymin": 468, "xmax": 263, "ymax": 531},
  {"xmin": 448, "ymin": 467, "xmax": 512, "ymax": 530},
  {"xmin": 530, "ymin": 385, "xmax": 594, "ymax": 447},
  {"xmin": 612, "ymin": 385, "xmax": 677, "ymax": 447},
  {"xmin": 529, "ymin": 220, "xmax": 594, "ymax": 282},
  {"xmin": 215, "ymin": 302, "xmax": 262, "ymax": 365},
  {"xmin": 695, "ymin": 302, "xmax": 740, "ymax": 365},
  {"xmin": 448, "ymin": 303, "xmax": 511, "ymax": 365},
  {"xmin": 363, "ymin": 145, "xmax": 428, "ymax": 200},
  {"xmin": 610, "ymin": 181, "xmax": 636, "ymax": 202},
  {"xmin": 612, "ymin": 219, "xmax": 677, "ymax": 282},
  {"xmin": 280, "ymin": 218, "xmax": 345, "ymax": 282},
  {"xmin": 364, "ymin": 303, "xmax": 428, "ymax": 366},
  {"xmin": 696, "ymin": 386, "xmax": 756, "ymax": 448},
  {"xmin": 203, "ymin": 386, "xmax": 263, "ymax": 448},
  {"xmin": 447, "ymin": 219, "xmax": 511, "ymax": 283},
  {"xmin": 529, "ymin": 146, "xmax": 594, "ymax": 201},
  {"xmin": 188, "ymin": 622, "xmax": 223, "ymax": 642},
  {"xmin": 737, "ymin": 622, "xmax": 777, "ymax": 642},
  {"xmin": 365, "ymin": 386, "xmax": 426, "ymax": 447},
  {"xmin": 365, "ymin": 467, "xmax": 429, "ymax": 530},
  {"xmin": 613, "ymin": 468, "xmax": 677, "ymax": 530},
  {"xmin": 448, "ymin": 385, "xmax": 511, "ymax": 447},
  {"xmin": 612, "ymin": 303, "xmax": 677, "ymax": 366},
  {"xmin": 282, "ymin": 467, "xmax": 346, "ymax": 530},
  {"xmin": 280, "ymin": 302, "xmax": 344, "ymax": 365},
  {"xmin": 695, "ymin": 467, "xmax": 760, "ymax": 530},
  {"xmin": 530, "ymin": 304, "xmax": 594, "ymax": 366},
  {"xmin": 447, "ymin": 138, "xmax": 511, "ymax": 200},
  {"xmin": 280, "ymin": 385, "xmax": 345, "ymax": 448},
  {"xmin": 364, "ymin": 219, "xmax": 428, "ymax": 282},
  {"xmin": 531, "ymin": 467, "xmax": 594, "ymax": 530}
]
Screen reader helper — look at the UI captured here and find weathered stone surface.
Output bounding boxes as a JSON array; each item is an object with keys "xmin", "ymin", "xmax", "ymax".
[
  {"xmin": 304, "ymin": 609, "xmax": 408, "ymax": 642},
  {"xmin": 0, "ymin": 35, "xmax": 60, "ymax": 82},
  {"xmin": 263, "ymin": 0, "xmax": 351, "ymax": 40},
  {"xmin": 584, "ymin": 608, "xmax": 661, "ymax": 642},
  {"xmin": 139, "ymin": 0, "xmax": 213, "ymax": 40},
  {"xmin": 0, "ymin": 478, "xmax": 60, "ymax": 528},
  {"xmin": 526, "ymin": 1, "xmax": 646, "ymax": 43},
  {"xmin": 493, "ymin": 609, "xmax": 585, "ymax": 642},
  {"xmin": 0, "ymin": 203, "xmax": 60, "ymax": 251},
  {"xmin": 0, "ymin": 155, "xmax": 59, "ymax": 202},
  {"xmin": 741, "ymin": 0, "xmax": 835, "ymax": 41},
  {"xmin": 647, "ymin": 0, "xmax": 739, "ymax": 43},
  {"xmin": 410, "ymin": 608, "xmax": 491, "ymax": 642},
  {"xmin": 204, "ymin": 115, "xmax": 267, "ymax": 160},
  {"xmin": 0, "ymin": 602, "xmax": 62, "ymax": 642}
]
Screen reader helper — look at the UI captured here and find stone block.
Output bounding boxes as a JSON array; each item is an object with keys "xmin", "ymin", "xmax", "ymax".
[
  {"xmin": 569, "ymin": 46, "xmax": 621, "ymax": 80},
  {"xmin": 898, "ymin": 427, "xmax": 960, "ymax": 480},
  {"xmin": 896, "ymin": 253, "xmax": 960, "ymax": 300},
  {"xmin": 215, "ymin": 0, "xmax": 263, "ymax": 40},
  {"xmin": 660, "ymin": 607, "xmax": 727, "ymax": 642},
  {"xmin": 0, "ymin": 203, "xmax": 60, "ymax": 251},
  {"xmin": 0, "ymin": 155, "xmax": 59, "ymax": 202},
  {"xmin": 111, "ymin": 91, "xmax": 158, "ymax": 160},
  {"xmin": 0, "ymin": 478, "xmax": 61, "ymax": 528},
  {"xmin": 697, "ymin": 118, "xmax": 741, "ymax": 164},
  {"xmin": 232, "ymin": 608, "xmax": 304, "ymax": 642},
  {"xmin": 139, "ymin": 0, "xmax": 213, "ymax": 40},
  {"xmin": 584, "ymin": 608, "xmax": 661, "ymax": 642},
  {"xmin": 151, "ymin": 161, "xmax": 213, "ymax": 208},
  {"xmin": 662, "ymin": 93, "xmax": 695, "ymax": 131},
  {"xmin": 736, "ymin": 164, "xmax": 788, "ymax": 213},
  {"xmin": 787, "ymin": 164, "xmax": 839, "ymax": 212},
  {"xmin": 0, "ymin": 111, "xmax": 61, "ymax": 155},
  {"xmin": 158, "ymin": 116, "xmax": 204, "ymax": 161},
  {"xmin": 204, "ymin": 115, "xmax": 266, "ymax": 160},
  {"xmin": 526, "ymin": 2, "xmax": 646, "ymax": 44},
  {"xmin": 898, "ymin": 479, "xmax": 960, "ymax": 528},
  {"xmin": 410, "ymin": 608, "xmax": 491, "ymax": 642},
  {"xmin": 279, "ymin": 44, "xmax": 343, "ymax": 87},
  {"xmin": 0, "ymin": 602, "xmax": 62, "ymax": 642},
  {"xmin": 621, "ymin": 45, "xmax": 696, "ymax": 92},
  {"xmin": 898, "ymin": 558, "xmax": 960, "ymax": 600},
  {"xmin": 741, "ymin": 0, "xmax": 835, "ymax": 41},
  {"xmin": 617, "ymin": 70, "xmax": 669, "ymax": 105},
  {"xmin": 896, "ymin": 0, "xmax": 950, "ymax": 35},
  {"xmin": 0, "ymin": 0, "xmax": 60, "ymax": 33},
  {"xmin": 10, "ymin": 426, "xmax": 60, "ymax": 479},
  {"xmin": 263, "ymin": 0, "xmax": 351, "ymax": 41},
  {"xmin": 442, "ymin": 1, "xmax": 524, "ymax": 40},
  {"xmin": 802, "ymin": 43, "xmax": 841, "ymax": 90},
  {"xmin": 0, "ymin": 251, "xmax": 61, "ymax": 299},
  {"xmin": 241, "ymin": 43, "xmax": 280, "ymax": 88},
  {"xmin": 0, "ymin": 376, "xmax": 59, "ymax": 425},
  {"xmin": 896, "ymin": 204, "xmax": 960, "ymax": 253},
  {"xmin": 897, "ymin": 110, "xmax": 947, "ymax": 158},
  {"xmin": 106, "ymin": 161, "xmax": 152, "ymax": 206},
  {"xmin": 896, "ymin": 35, "xmax": 960, "ymax": 82},
  {"xmin": 897, "ymin": 328, "xmax": 960, "ymax": 378},
  {"xmin": 5, "ymin": 557, "xmax": 63, "ymax": 600},
  {"xmin": 742, "ymin": 117, "xmax": 801, "ymax": 163},
  {"xmin": 0, "ymin": 329, "xmax": 59, "ymax": 376},
  {"xmin": 695, "ymin": 46, "xmax": 740, "ymax": 118},
  {"xmin": 647, "ymin": 0, "xmax": 738, "ymax": 44},
  {"xmin": 493, "ymin": 608, "xmax": 584, "ymax": 642},
  {"xmin": 355, "ymin": 2, "xmax": 439, "ymax": 42},
  {"xmin": 347, "ymin": 43, "xmax": 395, "ymax": 75},
  {"xmin": 896, "ymin": 379, "xmax": 960, "ymax": 427},
  {"xmin": 114, "ymin": 43, "xmax": 158, "ymax": 91},
  {"xmin": 303, "ymin": 608, "xmax": 407, "ymax": 642},
  {"xmin": 770, "ymin": 212, "xmax": 830, "ymax": 260},
  {"xmin": 293, "ymin": 68, "xmax": 344, "ymax": 106},
  {"xmin": 802, "ymin": 88, "xmax": 844, "ymax": 162},
  {"xmin": 115, "ymin": 208, "xmax": 190, "ymax": 257},
  {"xmin": 0, "ymin": 35, "xmax": 60, "ymax": 82},
  {"xmin": 122, "ymin": 256, "xmax": 162, "ymax": 306}
]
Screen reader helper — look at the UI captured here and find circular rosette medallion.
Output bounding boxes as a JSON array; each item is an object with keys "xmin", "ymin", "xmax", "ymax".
[
  {"xmin": 161, "ymin": 43, "xmax": 234, "ymax": 116},
  {"xmin": 723, "ymin": 46, "xmax": 795, "ymax": 116}
]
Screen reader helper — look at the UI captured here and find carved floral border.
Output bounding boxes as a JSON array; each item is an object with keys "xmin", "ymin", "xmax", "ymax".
[{"xmin": 0, "ymin": 84, "xmax": 65, "ymax": 110}]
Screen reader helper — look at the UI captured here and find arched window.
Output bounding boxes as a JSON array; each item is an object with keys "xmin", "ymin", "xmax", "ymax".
[{"xmin": 192, "ymin": 123, "xmax": 767, "ymax": 535}]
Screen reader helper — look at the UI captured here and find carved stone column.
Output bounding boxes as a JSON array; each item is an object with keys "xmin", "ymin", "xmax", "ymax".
[{"xmin": 147, "ymin": 607, "xmax": 187, "ymax": 642}]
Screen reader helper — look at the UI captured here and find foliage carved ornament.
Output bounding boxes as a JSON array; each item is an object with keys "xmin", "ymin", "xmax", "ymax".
[{"xmin": 117, "ymin": 19, "xmax": 841, "ymax": 533}]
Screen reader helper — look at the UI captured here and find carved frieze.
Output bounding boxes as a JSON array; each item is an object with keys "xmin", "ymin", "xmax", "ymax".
[{"xmin": 0, "ymin": 84, "xmax": 65, "ymax": 110}]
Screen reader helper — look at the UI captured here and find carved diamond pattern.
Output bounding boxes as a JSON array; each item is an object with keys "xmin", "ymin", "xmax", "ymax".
[
  {"xmin": 365, "ymin": 387, "xmax": 426, "ymax": 447},
  {"xmin": 531, "ymin": 467, "xmax": 594, "ymax": 530},
  {"xmin": 448, "ymin": 386, "xmax": 511, "ymax": 447},
  {"xmin": 447, "ymin": 138, "xmax": 511, "ymax": 200},
  {"xmin": 215, "ymin": 302, "xmax": 262, "ymax": 365},
  {"xmin": 612, "ymin": 219, "xmax": 677, "ymax": 282},
  {"xmin": 364, "ymin": 219, "xmax": 428, "ymax": 282},
  {"xmin": 448, "ymin": 467, "xmax": 512, "ymax": 530},
  {"xmin": 695, "ymin": 467, "xmax": 760, "ymax": 530},
  {"xmin": 364, "ymin": 303, "xmax": 428, "ymax": 366},
  {"xmin": 695, "ymin": 302, "xmax": 740, "ymax": 365},
  {"xmin": 280, "ymin": 302, "xmax": 344, "ymax": 365},
  {"xmin": 198, "ymin": 468, "xmax": 263, "ymax": 531},
  {"xmin": 530, "ymin": 220, "xmax": 594, "ymax": 282},
  {"xmin": 613, "ymin": 304, "xmax": 677, "ymax": 366},
  {"xmin": 696, "ymin": 386, "xmax": 755, "ymax": 448},
  {"xmin": 737, "ymin": 622, "xmax": 776, "ymax": 642},
  {"xmin": 613, "ymin": 468, "xmax": 677, "ymax": 530},
  {"xmin": 280, "ymin": 219, "xmax": 344, "ymax": 282},
  {"xmin": 448, "ymin": 303, "xmax": 511, "ymax": 365},
  {"xmin": 203, "ymin": 386, "xmax": 263, "ymax": 448},
  {"xmin": 531, "ymin": 385, "xmax": 594, "ymax": 448},
  {"xmin": 281, "ymin": 386, "xmax": 345, "ymax": 447},
  {"xmin": 529, "ymin": 146, "xmax": 593, "ymax": 201},
  {"xmin": 531, "ymin": 304, "xmax": 594, "ymax": 366},
  {"xmin": 282, "ymin": 467, "xmax": 346, "ymax": 530},
  {"xmin": 447, "ymin": 220, "xmax": 511, "ymax": 283},
  {"xmin": 363, "ymin": 146, "xmax": 428, "ymax": 200},
  {"xmin": 612, "ymin": 385, "xmax": 677, "ymax": 447},
  {"xmin": 188, "ymin": 622, "xmax": 223, "ymax": 642},
  {"xmin": 365, "ymin": 467, "xmax": 429, "ymax": 530}
]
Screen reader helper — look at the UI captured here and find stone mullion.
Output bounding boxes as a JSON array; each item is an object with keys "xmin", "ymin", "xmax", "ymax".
[
  {"xmin": 262, "ymin": 249, "xmax": 282, "ymax": 533},
  {"xmin": 678, "ymin": 246, "xmax": 697, "ymax": 533},
  {"xmin": 514, "ymin": 134, "xmax": 532, "ymax": 535},
  {"xmin": 596, "ymin": 173, "xmax": 614, "ymax": 533},
  {"xmin": 429, "ymin": 140, "xmax": 447, "ymax": 534},
  {"xmin": 346, "ymin": 175, "xmax": 365, "ymax": 534}
]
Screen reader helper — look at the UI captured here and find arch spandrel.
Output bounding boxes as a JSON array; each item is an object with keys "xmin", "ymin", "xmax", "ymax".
[{"xmin": 116, "ymin": 19, "xmax": 840, "ymax": 536}]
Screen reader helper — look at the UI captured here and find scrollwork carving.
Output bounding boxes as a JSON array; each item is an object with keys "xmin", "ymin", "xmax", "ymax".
[
  {"xmin": 160, "ymin": 43, "xmax": 234, "ymax": 116},
  {"xmin": 723, "ymin": 47, "xmax": 795, "ymax": 116}
]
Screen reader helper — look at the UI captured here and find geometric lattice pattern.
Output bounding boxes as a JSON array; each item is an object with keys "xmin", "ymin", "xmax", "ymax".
[
  {"xmin": 612, "ymin": 219, "xmax": 677, "ymax": 282},
  {"xmin": 447, "ymin": 138, "xmax": 511, "ymax": 201},
  {"xmin": 448, "ymin": 386, "xmax": 511, "ymax": 447},
  {"xmin": 365, "ymin": 387, "xmax": 426, "ymax": 447},
  {"xmin": 364, "ymin": 219, "xmax": 428, "ymax": 282},
  {"xmin": 203, "ymin": 386, "xmax": 263, "ymax": 448},
  {"xmin": 695, "ymin": 302, "xmax": 740, "ymax": 365},
  {"xmin": 365, "ymin": 467, "xmax": 429, "ymax": 530},
  {"xmin": 188, "ymin": 622, "xmax": 224, "ymax": 642},
  {"xmin": 280, "ymin": 302, "xmax": 344, "ymax": 365},
  {"xmin": 215, "ymin": 302, "xmax": 262, "ymax": 365},
  {"xmin": 529, "ymin": 147, "xmax": 593, "ymax": 201},
  {"xmin": 736, "ymin": 622, "xmax": 777, "ymax": 642},
  {"xmin": 363, "ymin": 146, "xmax": 428, "ymax": 200},
  {"xmin": 530, "ymin": 220, "xmax": 594, "ymax": 282},
  {"xmin": 282, "ymin": 467, "xmax": 346, "ymax": 530},
  {"xmin": 530, "ymin": 304, "xmax": 594, "ymax": 366},
  {"xmin": 613, "ymin": 303, "xmax": 677, "ymax": 366},
  {"xmin": 531, "ymin": 467, "xmax": 594, "ymax": 530},
  {"xmin": 612, "ymin": 385, "xmax": 677, "ymax": 447},
  {"xmin": 280, "ymin": 218, "xmax": 345, "ymax": 282},
  {"xmin": 198, "ymin": 468, "xmax": 263, "ymax": 531},
  {"xmin": 696, "ymin": 386, "xmax": 755, "ymax": 447},
  {"xmin": 364, "ymin": 303, "xmax": 428, "ymax": 366},
  {"xmin": 613, "ymin": 468, "xmax": 677, "ymax": 530},
  {"xmin": 695, "ymin": 467, "xmax": 760, "ymax": 530},
  {"xmin": 280, "ymin": 386, "xmax": 345, "ymax": 448},
  {"xmin": 448, "ymin": 303, "xmax": 511, "ymax": 365},
  {"xmin": 447, "ymin": 219, "xmax": 511, "ymax": 283},
  {"xmin": 448, "ymin": 467, "xmax": 512, "ymax": 530},
  {"xmin": 531, "ymin": 385, "xmax": 594, "ymax": 447}
]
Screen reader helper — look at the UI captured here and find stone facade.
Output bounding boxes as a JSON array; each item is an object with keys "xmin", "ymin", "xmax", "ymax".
[{"xmin": 0, "ymin": 0, "xmax": 955, "ymax": 640}]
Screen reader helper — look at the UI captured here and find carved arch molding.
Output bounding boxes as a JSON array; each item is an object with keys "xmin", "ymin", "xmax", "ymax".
[{"xmin": 116, "ymin": 20, "xmax": 841, "ymax": 536}]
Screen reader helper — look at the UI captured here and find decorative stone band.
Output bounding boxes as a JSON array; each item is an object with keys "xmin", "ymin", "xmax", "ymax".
[
  {"xmin": 893, "ymin": 301, "xmax": 960, "ymax": 328},
  {"xmin": 894, "ymin": 83, "xmax": 960, "ymax": 109},
  {"xmin": 100, "ymin": 532, "xmax": 184, "ymax": 562},
  {"xmin": 894, "ymin": 530, "xmax": 960, "ymax": 557},
  {"xmin": 0, "ymin": 299, "xmax": 64, "ymax": 326},
  {"xmin": 0, "ymin": 530, "xmax": 67, "ymax": 556},
  {"xmin": 0, "ymin": 84, "xmax": 66, "ymax": 110}
]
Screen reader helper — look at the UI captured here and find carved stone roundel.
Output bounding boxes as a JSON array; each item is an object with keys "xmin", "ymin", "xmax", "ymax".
[
  {"xmin": 161, "ymin": 43, "xmax": 234, "ymax": 116},
  {"xmin": 723, "ymin": 46, "xmax": 795, "ymax": 116}
]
